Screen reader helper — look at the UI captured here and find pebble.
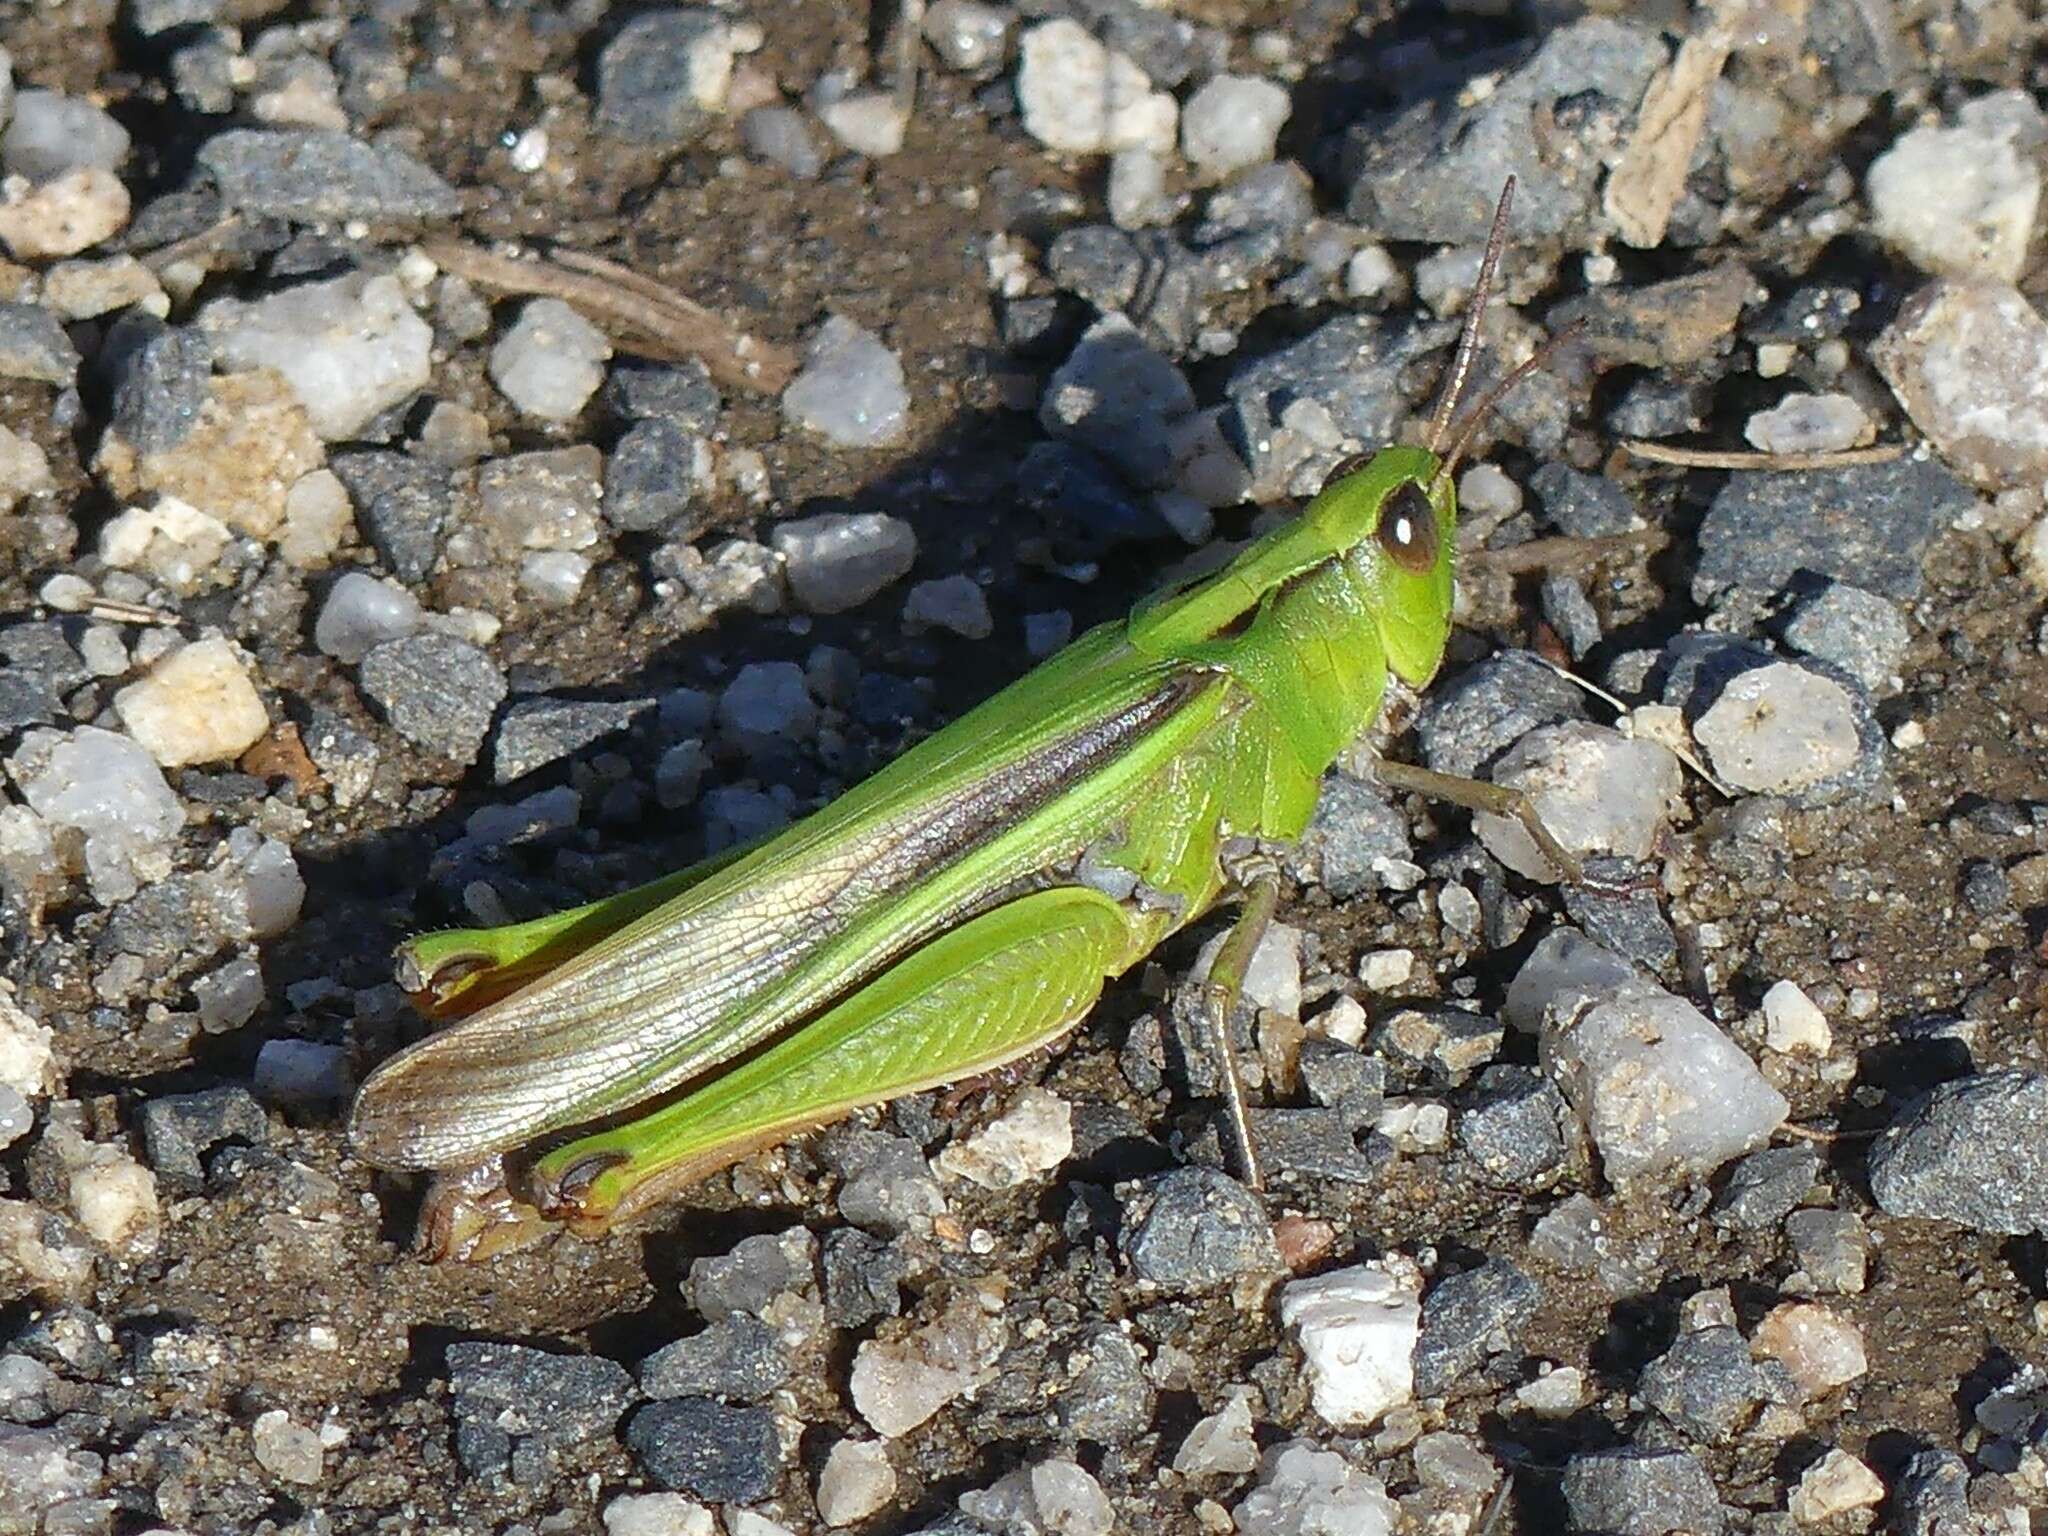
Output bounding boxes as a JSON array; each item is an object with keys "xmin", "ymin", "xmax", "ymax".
[
  {"xmin": 772, "ymin": 511, "xmax": 917, "ymax": 613},
  {"xmin": 849, "ymin": 1292, "xmax": 1005, "ymax": 1438},
  {"xmin": 2, "ymin": 90, "xmax": 130, "ymax": 181},
  {"xmin": 962, "ymin": 1459, "xmax": 1114, "ymax": 1536},
  {"xmin": 1458, "ymin": 1066, "xmax": 1570, "ymax": 1188},
  {"xmin": 1788, "ymin": 1448, "xmax": 1885, "ymax": 1524},
  {"xmin": 923, "ymin": 0, "xmax": 1010, "ymax": 76},
  {"xmin": 196, "ymin": 128, "xmax": 461, "ymax": 224},
  {"xmin": 1107, "ymin": 147, "xmax": 1171, "ymax": 229},
  {"xmin": 477, "ymin": 445, "xmax": 604, "ymax": 554},
  {"xmin": 595, "ymin": 9, "xmax": 737, "ymax": 145},
  {"xmin": 1120, "ymin": 1168, "xmax": 1280, "ymax": 1289},
  {"xmin": 1873, "ymin": 279, "xmax": 2048, "ymax": 490},
  {"xmin": 1016, "ymin": 19, "xmax": 1177, "ymax": 157},
  {"xmin": 818, "ymin": 92, "xmax": 908, "ymax": 158},
  {"xmin": 902, "ymin": 575, "xmax": 993, "ymax": 640},
  {"xmin": 1778, "ymin": 582, "xmax": 1908, "ymax": 695},
  {"xmin": 822, "ymin": 1130, "xmax": 944, "ymax": 1237},
  {"xmin": 1180, "ymin": 75, "xmax": 1290, "ymax": 178},
  {"xmin": 1692, "ymin": 662, "xmax": 1864, "ymax": 796},
  {"xmin": 1640, "ymin": 1325, "xmax": 1766, "ymax": 1441},
  {"xmin": 1527, "ymin": 463, "xmax": 1643, "ymax": 539},
  {"xmin": 1173, "ymin": 1389, "xmax": 1260, "ymax": 1478},
  {"xmin": 0, "ymin": 302, "xmax": 82, "ymax": 386},
  {"xmin": 605, "ymin": 418, "xmax": 712, "ymax": 534},
  {"xmin": 1866, "ymin": 93, "xmax": 2042, "ymax": 282},
  {"xmin": 782, "ymin": 315, "xmax": 910, "ymax": 448},
  {"xmin": 0, "ymin": 423, "xmax": 52, "ymax": 511},
  {"xmin": 277, "ymin": 468, "xmax": 354, "ymax": 568},
  {"xmin": 139, "ymin": 1087, "xmax": 268, "ymax": 1189},
  {"xmin": 489, "ymin": 298, "xmax": 612, "ymax": 422},
  {"xmin": 603, "ymin": 1493, "xmax": 717, "ymax": 1536},
  {"xmin": 686, "ymin": 1228, "xmax": 815, "ymax": 1320},
  {"xmin": 624, "ymin": 1398, "xmax": 778, "ymax": 1502},
  {"xmin": 718, "ymin": 661, "xmax": 816, "ymax": 756},
  {"xmin": 1357, "ymin": 948, "xmax": 1412, "ymax": 992},
  {"xmin": 1234, "ymin": 1443, "xmax": 1397, "ymax": 1536},
  {"xmin": 1415, "ymin": 651, "xmax": 1587, "ymax": 779},
  {"xmin": 1280, "ymin": 1257, "xmax": 1421, "ymax": 1427},
  {"xmin": 1506, "ymin": 931, "xmax": 1787, "ymax": 1185},
  {"xmin": 1412, "ymin": 1258, "xmax": 1540, "ymax": 1397},
  {"xmin": 252, "ymin": 1039, "xmax": 350, "ymax": 1104},
  {"xmin": 606, "ymin": 357, "xmax": 722, "ymax": 432},
  {"xmin": 0, "ymin": 160, "xmax": 128, "ymax": 258},
  {"xmin": 12, "ymin": 725, "xmax": 182, "ymax": 903},
  {"xmin": 1761, "ymin": 980, "xmax": 1831, "ymax": 1056},
  {"xmin": 250, "ymin": 1408, "xmax": 323, "ymax": 1485},
  {"xmin": 1039, "ymin": 313, "xmax": 1196, "ymax": 488},
  {"xmin": 740, "ymin": 106, "xmax": 824, "ymax": 179},
  {"xmin": 1474, "ymin": 722, "xmax": 1681, "ymax": 882},
  {"xmin": 1742, "ymin": 392, "xmax": 1871, "ymax": 455},
  {"xmin": 1785, "ymin": 1209, "xmax": 1868, "ymax": 1295},
  {"xmin": 1692, "ymin": 456, "xmax": 1973, "ymax": 605},
  {"xmin": 1752, "ymin": 1302, "xmax": 1866, "ymax": 1395},
  {"xmin": 203, "ymin": 272, "xmax": 433, "ymax": 441},
  {"xmin": 315, "ymin": 571, "xmax": 423, "ymax": 663},
  {"xmin": 1562, "ymin": 1447, "xmax": 1724, "ymax": 1536},
  {"xmin": 934, "ymin": 1087, "xmax": 1071, "ymax": 1189},
  {"xmin": 1868, "ymin": 1069, "xmax": 2048, "ymax": 1234},
  {"xmin": 816, "ymin": 1437, "xmax": 895, "ymax": 1527},
  {"xmin": 639, "ymin": 1315, "xmax": 788, "ymax": 1402},
  {"xmin": 112, "ymin": 637, "xmax": 269, "ymax": 768},
  {"xmin": 1515, "ymin": 1365, "xmax": 1585, "ymax": 1417},
  {"xmin": 493, "ymin": 695, "xmax": 652, "ymax": 784},
  {"xmin": 357, "ymin": 633, "xmax": 508, "ymax": 765}
]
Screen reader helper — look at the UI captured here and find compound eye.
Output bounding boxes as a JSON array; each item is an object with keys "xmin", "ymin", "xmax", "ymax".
[
  {"xmin": 1376, "ymin": 481, "xmax": 1439, "ymax": 574},
  {"xmin": 1317, "ymin": 452, "xmax": 1374, "ymax": 495}
]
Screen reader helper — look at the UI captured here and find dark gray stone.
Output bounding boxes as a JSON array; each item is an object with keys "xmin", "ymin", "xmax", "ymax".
[
  {"xmin": 1052, "ymin": 1325, "xmax": 1153, "ymax": 1444},
  {"xmin": 1889, "ymin": 1449, "xmax": 1971, "ymax": 1536},
  {"xmin": 0, "ymin": 303, "xmax": 81, "ymax": 386},
  {"xmin": 1606, "ymin": 373, "xmax": 1710, "ymax": 439},
  {"xmin": 1562, "ymin": 1446, "xmax": 1724, "ymax": 1536},
  {"xmin": 595, "ymin": 10, "xmax": 732, "ymax": 146},
  {"xmin": 1459, "ymin": 1066, "xmax": 1570, "ymax": 1189},
  {"xmin": 820, "ymin": 1228, "xmax": 906, "ymax": 1329},
  {"xmin": 329, "ymin": 450, "xmax": 448, "ymax": 583},
  {"xmin": 1563, "ymin": 873, "xmax": 1679, "ymax": 973},
  {"xmin": 197, "ymin": 129, "xmax": 461, "ymax": 225},
  {"xmin": 639, "ymin": 1316, "xmax": 789, "ymax": 1402},
  {"xmin": 1784, "ymin": 1208, "xmax": 1868, "ymax": 1293},
  {"xmin": 1529, "ymin": 462, "xmax": 1642, "ymax": 539},
  {"xmin": 625, "ymin": 1398, "xmax": 780, "ymax": 1501},
  {"xmin": 1869, "ymin": 1070, "xmax": 2048, "ymax": 1234},
  {"xmin": 1093, "ymin": 2, "xmax": 1225, "ymax": 86},
  {"xmin": 1694, "ymin": 457, "xmax": 1975, "ymax": 607},
  {"xmin": 1712, "ymin": 1144, "xmax": 1820, "ymax": 1231},
  {"xmin": 1237, "ymin": 1106, "xmax": 1385, "ymax": 1185},
  {"xmin": 604, "ymin": 358, "xmax": 721, "ymax": 432},
  {"xmin": 604, "ymin": 418, "xmax": 711, "ymax": 535},
  {"xmin": 686, "ymin": 1229, "xmax": 815, "ymax": 1321},
  {"xmin": 820, "ymin": 1127, "xmax": 942, "ymax": 1235},
  {"xmin": 1120, "ymin": 1168, "xmax": 1279, "ymax": 1289},
  {"xmin": 1195, "ymin": 162, "xmax": 1315, "ymax": 249},
  {"xmin": 139, "ymin": 1087, "xmax": 268, "ymax": 1190},
  {"xmin": 358, "ymin": 634, "xmax": 507, "ymax": 766},
  {"xmin": 447, "ymin": 1341, "xmax": 635, "ymax": 1483},
  {"xmin": 1413, "ymin": 1257, "xmax": 1541, "ymax": 1397},
  {"xmin": 1298, "ymin": 1039, "xmax": 1386, "ymax": 1125},
  {"xmin": 1640, "ymin": 1325, "xmax": 1766, "ymax": 1441},
  {"xmin": 1292, "ymin": 771, "xmax": 1413, "ymax": 900},
  {"xmin": 102, "ymin": 317, "xmax": 211, "ymax": 457},
  {"xmin": 1414, "ymin": 651, "xmax": 1587, "ymax": 778},
  {"xmin": 493, "ymin": 695, "xmax": 654, "ymax": 784}
]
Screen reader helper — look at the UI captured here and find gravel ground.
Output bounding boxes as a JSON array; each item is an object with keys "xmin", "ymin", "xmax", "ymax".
[{"xmin": 0, "ymin": 1, "xmax": 2046, "ymax": 1533}]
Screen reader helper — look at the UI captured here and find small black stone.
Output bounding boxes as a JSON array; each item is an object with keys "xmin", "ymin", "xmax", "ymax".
[
  {"xmin": 139, "ymin": 1087, "xmax": 268, "ymax": 1190},
  {"xmin": 625, "ymin": 1397, "xmax": 781, "ymax": 1502},
  {"xmin": 821, "ymin": 1228, "xmax": 907, "ymax": 1329},
  {"xmin": 1413, "ymin": 1257, "xmax": 1541, "ymax": 1397},
  {"xmin": 639, "ymin": 1316, "xmax": 789, "ymax": 1402},
  {"xmin": 1052, "ymin": 1325, "xmax": 1153, "ymax": 1445},
  {"xmin": 1711, "ymin": 1145, "xmax": 1820, "ymax": 1232},
  {"xmin": 446, "ymin": 1341, "xmax": 635, "ymax": 1482},
  {"xmin": 1120, "ymin": 1168, "xmax": 1279, "ymax": 1290},
  {"xmin": 1562, "ymin": 1446, "xmax": 1725, "ymax": 1536},
  {"xmin": 1459, "ymin": 1066, "xmax": 1570, "ymax": 1190}
]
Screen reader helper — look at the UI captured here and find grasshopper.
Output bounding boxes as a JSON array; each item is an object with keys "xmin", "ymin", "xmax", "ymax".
[{"xmin": 349, "ymin": 182, "xmax": 1580, "ymax": 1259}]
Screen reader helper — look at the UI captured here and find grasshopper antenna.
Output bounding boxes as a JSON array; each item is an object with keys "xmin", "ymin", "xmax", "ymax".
[
  {"xmin": 1431, "ymin": 319, "xmax": 1587, "ymax": 488},
  {"xmin": 1426, "ymin": 177, "xmax": 1517, "ymax": 455}
]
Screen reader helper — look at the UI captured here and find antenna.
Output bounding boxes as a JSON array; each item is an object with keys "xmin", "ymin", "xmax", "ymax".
[
  {"xmin": 1431, "ymin": 320, "xmax": 1586, "ymax": 487},
  {"xmin": 1426, "ymin": 178, "xmax": 1517, "ymax": 454}
]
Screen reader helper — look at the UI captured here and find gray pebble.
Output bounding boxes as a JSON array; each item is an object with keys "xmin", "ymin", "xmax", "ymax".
[
  {"xmin": 740, "ymin": 106, "xmax": 825, "ymax": 179},
  {"xmin": 1869, "ymin": 1070, "xmax": 2048, "ymax": 1234},
  {"xmin": 1414, "ymin": 651, "xmax": 1587, "ymax": 778},
  {"xmin": 447, "ymin": 1341, "xmax": 636, "ymax": 1483},
  {"xmin": 1290, "ymin": 771, "xmax": 1414, "ymax": 900},
  {"xmin": 493, "ymin": 695, "xmax": 653, "ymax": 784},
  {"xmin": 0, "ymin": 303, "xmax": 81, "ymax": 387},
  {"xmin": 1712, "ymin": 1144, "xmax": 1820, "ymax": 1231},
  {"xmin": 1053, "ymin": 1325, "xmax": 1153, "ymax": 1444},
  {"xmin": 773, "ymin": 512, "xmax": 918, "ymax": 615},
  {"xmin": 1120, "ymin": 1168, "xmax": 1279, "ymax": 1289},
  {"xmin": 1890, "ymin": 1449, "xmax": 1971, "ymax": 1536},
  {"xmin": 1539, "ymin": 575, "xmax": 1602, "ymax": 659},
  {"xmin": 605, "ymin": 418, "xmax": 712, "ymax": 535},
  {"xmin": 624, "ymin": 1398, "xmax": 781, "ymax": 1501},
  {"xmin": 102, "ymin": 317, "xmax": 211, "ymax": 457},
  {"xmin": 605, "ymin": 357, "xmax": 721, "ymax": 431},
  {"xmin": 1528, "ymin": 462, "xmax": 1642, "ymax": 539},
  {"xmin": 1299, "ymin": 1039, "xmax": 1386, "ymax": 1125},
  {"xmin": 329, "ymin": 450, "xmax": 448, "ymax": 583},
  {"xmin": 1640, "ymin": 1326, "xmax": 1765, "ymax": 1441},
  {"xmin": 687, "ymin": 1229, "xmax": 815, "ymax": 1321},
  {"xmin": 1370, "ymin": 1008, "xmax": 1503, "ymax": 1089},
  {"xmin": 3, "ymin": 90, "xmax": 130, "ymax": 181},
  {"xmin": 1778, "ymin": 582, "xmax": 1909, "ymax": 694},
  {"xmin": 197, "ymin": 128, "xmax": 461, "ymax": 225},
  {"xmin": 639, "ymin": 1316, "xmax": 789, "ymax": 1402},
  {"xmin": 1458, "ymin": 1066, "xmax": 1571, "ymax": 1189},
  {"xmin": 1413, "ymin": 1257, "xmax": 1541, "ymax": 1397},
  {"xmin": 821, "ymin": 1228, "xmax": 907, "ymax": 1329},
  {"xmin": 1785, "ymin": 1208, "xmax": 1868, "ymax": 1294},
  {"xmin": 358, "ymin": 633, "xmax": 508, "ymax": 765},
  {"xmin": 139, "ymin": 1087, "xmax": 268, "ymax": 1191},
  {"xmin": 596, "ymin": 9, "xmax": 734, "ymax": 146},
  {"xmin": 1562, "ymin": 1446, "xmax": 1725, "ymax": 1536}
]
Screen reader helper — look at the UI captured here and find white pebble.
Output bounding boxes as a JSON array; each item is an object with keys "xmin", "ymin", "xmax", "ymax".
[
  {"xmin": 276, "ymin": 469, "xmax": 354, "ymax": 569},
  {"xmin": 1754, "ymin": 1302, "xmax": 1867, "ymax": 1394},
  {"xmin": 816, "ymin": 1438, "xmax": 895, "ymax": 1527},
  {"xmin": 489, "ymin": 297, "xmax": 613, "ymax": 422},
  {"xmin": 113, "ymin": 637, "xmax": 269, "ymax": 768},
  {"xmin": 935, "ymin": 1087, "xmax": 1072, "ymax": 1189},
  {"xmin": 1234, "ymin": 1443, "xmax": 1397, "ymax": 1536},
  {"xmin": 1173, "ymin": 1389, "xmax": 1259, "ymax": 1478},
  {"xmin": 1344, "ymin": 245, "xmax": 1399, "ymax": 299},
  {"xmin": 603, "ymin": 1493, "xmax": 717, "ymax": 1536},
  {"xmin": 1761, "ymin": 979, "xmax": 1831, "ymax": 1056},
  {"xmin": 1358, "ymin": 948, "xmax": 1413, "ymax": 992},
  {"xmin": 1743, "ymin": 392, "xmax": 1871, "ymax": 455},
  {"xmin": 1789, "ymin": 1449, "xmax": 1884, "ymax": 1525},
  {"xmin": 10, "ymin": 725, "xmax": 182, "ymax": 903},
  {"xmin": 1015, "ymin": 18, "xmax": 1177, "ymax": 157},
  {"xmin": 315, "ymin": 571, "xmax": 422, "ymax": 663},
  {"xmin": 98, "ymin": 496, "xmax": 231, "ymax": 593},
  {"xmin": 783, "ymin": 315, "xmax": 910, "ymax": 448},
  {"xmin": 0, "ymin": 166, "xmax": 130, "ymax": 259},
  {"xmin": 818, "ymin": 91, "xmax": 909, "ymax": 158},
  {"xmin": 204, "ymin": 273, "xmax": 435, "ymax": 440},
  {"xmin": 1867, "ymin": 95, "xmax": 2042, "ymax": 282},
  {"xmin": 0, "ymin": 996, "xmax": 55, "ymax": 1101},
  {"xmin": 251, "ymin": 1409, "xmax": 324, "ymax": 1485},
  {"xmin": 1475, "ymin": 723, "xmax": 1683, "ymax": 882},
  {"xmin": 1180, "ymin": 75, "xmax": 1291, "ymax": 177},
  {"xmin": 519, "ymin": 550, "xmax": 591, "ymax": 607},
  {"xmin": 1694, "ymin": 663, "xmax": 1861, "ymax": 794},
  {"xmin": 1279, "ymin": 1256, "xmax": 1421, "ymax": 1428}
]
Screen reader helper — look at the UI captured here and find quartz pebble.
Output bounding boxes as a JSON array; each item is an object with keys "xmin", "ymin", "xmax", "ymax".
[
  {"xmin": 113, "ymin": 637, "xmax": 269, "ymax": 768},
  {"xmin": 250, "ymin": 1409, "xmax": 323, "ymax": 1485},
  {"xmin": 1693, "ymin": 663, "xmax": 1863, "ymax": 796},
  {"xmin": 1867, "ymin": 93, "xmax": 2043, "ymax": 282},
  {"xmin": 815, "ymin": 1438, "xmax": 895, "ymax": 1527},
  {"xmin": 1761, "ymin": 980, "xmax": 1830, "ymax": 1056},
  {"xmin": 0, "ymin": 166, "xmax": 130, "ymax": 258},
  {"xmin": 1475, "ymin": 722, "xmax": 1681, "ymax": 881},
  {"xmin": 1016, "ymin": 19, "xmax": 1177, "ymax": 157},
  {"xmin": 1742, "ymin": 392, "xmax": 1870, "ymax": 455},
  {"xmin": 3, "ymin": 90, "xmax": 131, "ymax": 181},
  {"xmin": 1789, "ymin": 1448, "xmax": 1884, "ymax": 1525},
  {"xmin": 1180, "ymin": 75, "xmax": 1290, "ymax": 177},
  {"xmin": 960, "ymin": 1459, "xmax": 1114, "ymax": 1536},
  {"xmin": 1874, "ymin": 279, "xmax": 2048, "ymax": 491},
  {"xmin": 1174, "ymin": 1389, "xmax": 1259, "ymax": 1478},
  {"xmin": 781, "ymin": 316, "xmax": 909, "ymax": 448},
  {"xmin": 934, "ymin": 1087, "xmax": 1072, "ymax": 1189},
  {"xmin": 489, "ymin": 298, "xmax": 612, "ymax": 422},
  {"xmin": 1234, "ymin": 1443, "xmax": 1397, "ymax": 1536},
  {"xmin": 849, "ymin": 1293, "xmax": 1005, "ymax": 1438},
  {"xmin": 1752, "ymin": 1302, "xmax": 1867, "ymax": 1395},
  {"xmin": 1280, "ymin": 1257, "xmax": 1421, "ymax": 1428},
  {"xmin": 203, "ymin": 273, "xmax": 434, "ymax": 440},
  {"xmin": 772, "ymin": 512, "xmax": 917, "ymax": 613},
  {"xmin": 12, "ymin": 725, "xmax": 183, "ymax": 903},
  {"xmin": 315, "ymin": 571, "xmax": 422, "ymax": 663}
]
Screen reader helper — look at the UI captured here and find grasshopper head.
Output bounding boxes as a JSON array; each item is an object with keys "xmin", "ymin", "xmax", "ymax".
[{"xmin": 1302, "ymin": 444, "xmax": 1457, "ymax": 687}]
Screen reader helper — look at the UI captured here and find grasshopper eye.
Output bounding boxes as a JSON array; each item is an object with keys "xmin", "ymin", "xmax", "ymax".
[
  {"xmin": 1377, "ymin": 481, "xmax": 1439, "ymax": 574},
  {"xmin": 1318, "ymin": 452, "xmax": 1374, "ymax": 494}
]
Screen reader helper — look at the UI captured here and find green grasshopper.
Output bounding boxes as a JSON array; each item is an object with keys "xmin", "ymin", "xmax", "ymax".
[{"xmin": 349, "ymin": 182, "xmax": 1580, "ymax": 1259}]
